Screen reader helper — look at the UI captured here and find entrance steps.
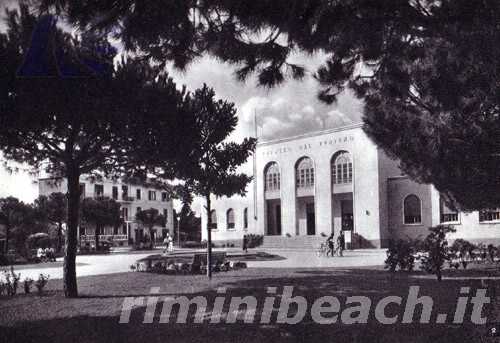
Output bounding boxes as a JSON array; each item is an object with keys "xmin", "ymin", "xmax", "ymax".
[{"xmin": 261, "ymin": 235, "xmax": 326, "ymax": 250}]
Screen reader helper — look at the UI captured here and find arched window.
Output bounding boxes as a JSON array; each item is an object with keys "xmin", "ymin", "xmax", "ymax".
[
  {"xmin": 209, "ymin": 210, "xmax": 217, "ymax": 230},
  {"xmin": 296, "ymin": 157, "xmax": 314, "ymax": 188},
  {"xmin": 265, "ymin": 162, "xmax": 280, "ymax": 191},
  {"xmin": 404, "ymin": 195, "xmax": 422, "ymax": 224},
  {"xmin": 226, "ymin": 208, "xmax": 235, "ymax": 229},
  {"xmin": 332, "ymin": 151, "xmax": 353, "ymax": 184},
  {"xmin": 243, "ymin": 208, "xmax": 248, "ymax": 229}
]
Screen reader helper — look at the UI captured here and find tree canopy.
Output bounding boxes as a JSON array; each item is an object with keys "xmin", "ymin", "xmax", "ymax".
[
  {"xmin": 0, "ymin": 4, "xmax": 197, "ymax": 296},
  {"xmin": 38, "ymin": 0, "xmax": 500, "ymax": 210},
  {"xmin": 34, "ymin": 192, "xmax": 67, "ymax": 252},
  {"xmin": 167, "ymin": 85, "xmax": 256, "ymax": 277},
  {"xmin": 0, "ymin": 197, "xmax": 38, "ymax": 254},
  {"xmin": 135, "ymin": 208, "xmax": 166, "ymax": 246},
  {"xmin": 81, "ymin": 197, "xmax": 122, "ymax": 231}
]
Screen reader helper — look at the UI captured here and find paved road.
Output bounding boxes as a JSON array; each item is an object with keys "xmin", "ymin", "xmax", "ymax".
[{"xmin": 5, "ymin": 248, "xmax": 387, "ymax": 280}]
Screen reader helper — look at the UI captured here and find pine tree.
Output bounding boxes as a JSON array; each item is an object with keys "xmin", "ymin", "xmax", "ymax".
[{"xmin": 38, "ymin": 0, "xmax": 500, "ymax": 209}]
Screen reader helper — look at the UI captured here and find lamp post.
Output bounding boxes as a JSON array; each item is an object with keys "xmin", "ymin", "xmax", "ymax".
[{"xmin": 177, "ymin": 214, "xmax": 181, "ymax": 248}]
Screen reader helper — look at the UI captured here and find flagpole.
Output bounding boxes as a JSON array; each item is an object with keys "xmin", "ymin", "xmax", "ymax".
[{"xmin": 253, "ymin": 110, "xmax": 258, "ymax": 221}]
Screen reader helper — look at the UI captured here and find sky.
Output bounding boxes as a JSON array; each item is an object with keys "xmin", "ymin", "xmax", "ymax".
[{"xmin": 0, "ymin": 1, "xmax": 365, "ymax": 211}]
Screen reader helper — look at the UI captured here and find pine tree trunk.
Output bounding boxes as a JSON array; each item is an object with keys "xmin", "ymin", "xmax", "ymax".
[
  {"xmin": 4, "ymin": 224, "xmax": 10, "ymax": 254},
  {"xmin": 149, "ymin": 227, "xmax": 155, "ymax": 248},
  {"xmin": 57, "ymin": 223, "xmax": 63, "ymax": 253},
  {"xmin": 205, "ymin": 194, "xmax": 212, "ymax": 279},
  {"xmin": 64, "ymin": 169, "xmax": 80, "ymax": 298},
  {"xmin": 95, "ymin": 225, "xmax": 100, "ymax": 250}
]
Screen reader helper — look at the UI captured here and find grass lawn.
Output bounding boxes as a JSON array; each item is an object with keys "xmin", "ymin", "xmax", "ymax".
[{"xmin": 0, "ymin": 266, "xmax": 499, "ymax": 343}]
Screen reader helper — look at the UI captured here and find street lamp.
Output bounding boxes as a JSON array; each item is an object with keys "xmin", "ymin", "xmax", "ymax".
[{"xmin": 176, "ymin": 214, "xmax": 181, "ymax": 248}]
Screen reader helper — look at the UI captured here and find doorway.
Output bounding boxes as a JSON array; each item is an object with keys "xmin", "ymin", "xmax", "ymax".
[
  {"xmin": 306, "ymin": 202, "xmax": 316, "ymax": 235},
  {"xmin": 266, "ymin": 199, "xmax": 282, "ymax": 235},
  {"xmin": 341, "ymin": 200, "xmax": 354, "ymax": 231}
]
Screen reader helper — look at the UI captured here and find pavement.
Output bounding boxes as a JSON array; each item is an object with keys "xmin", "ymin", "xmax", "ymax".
[{"xmin": 4, "ymin": 248, "xmax": 388, "ymax": 280}]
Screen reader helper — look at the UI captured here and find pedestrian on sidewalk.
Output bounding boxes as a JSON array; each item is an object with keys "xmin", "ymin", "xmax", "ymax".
[
  {"xmin": 337, "ymin": 231, "xmax": 345, "ymax": 257},
  {"xmin": 242, "ymin": 234, "xmax": 248, "ymax": 253}
]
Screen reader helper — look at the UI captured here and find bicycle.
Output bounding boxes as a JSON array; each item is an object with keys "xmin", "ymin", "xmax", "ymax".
[{"xmin": 316, "ymin": 242, "xmax": 329, "ymax": 257}]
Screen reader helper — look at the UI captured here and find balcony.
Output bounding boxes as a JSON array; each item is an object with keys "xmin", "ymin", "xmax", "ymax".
[
  {"xmin": 80, "ymin": 234, "xmax": 128, "ymax": 242},
  {"xmin": 120, "ymin": 196, "xmax": 135, "ymax": 203}
]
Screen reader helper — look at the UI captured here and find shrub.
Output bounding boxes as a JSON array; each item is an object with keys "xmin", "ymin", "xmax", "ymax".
[
  {"xmin": 0, "ymin": 254, "xmax": 10, "ymax": 266},
  {"xmin": 200, "ymin": 240, "xmax": 215, "ymax": 248},
  {"xmin": 23, "ymin": 277, "xmax": 34, "ymax": 294},
  {"xmin": 385, "ymin": 239, "xmax": 417, "ymax": 272},
  {"xmin": 4, "ymin": 266, "xmax": 21, "ymax": 296},
  {"xmin": 420, "ymin": 225, "xmax": 456, "ymax": 281},
  {"xmin": 182, "ymin": 241, "xmax": 202, "ymax": 249},
  {"xmin": 35, "ymin": 274, "xmax": 50, "ymax": 294},
  {"xmin": 246, "ymin": 234, "xmax": 264, "ymax": 248},
  {"xmin": 449, "ymin": 239, "xmax": 476, "ymax": 269},
  {"xmin": 487, "ymin": 244, "xmax": 498, "ymax": 262}
]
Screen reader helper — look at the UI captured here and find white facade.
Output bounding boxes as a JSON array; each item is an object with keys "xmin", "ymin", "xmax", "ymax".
[
  {"xmin": 39, "ymin": 176, "xmax": 174, "ymax": 246},
  {"xmin": 202, "ymin": 124, "xmax": 500, "ymax": 248}
]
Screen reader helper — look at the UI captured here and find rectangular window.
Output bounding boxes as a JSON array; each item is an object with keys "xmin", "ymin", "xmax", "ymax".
[
  {"xmin": 148, "ymin": 190, "xmax": 156, "ymax": 201},
  {"xmin": 162, "ymin": 192, "xmax": 168, "ymax": 202},
  {"xmin": 404, "ymin": 215, "xmax": 422, "ymax": 224},
  {"xmin": 121, "ymin": 207, "xmax": 128, "ymax": 221},
  {"xmin": 79, "ymin": 183, "xmax": 86, "ymax": 198},
  {"xmin": 112, "ymin": 186, "xmax": 118, "ymax": 200},
  {"xmin": 122, "ymin": 185, "xmax": 128, "ymax": 200},
  {"xmin": 163, "ymin": 209, "xmax": 168, "ymax": 222},
  {"xmin": 479, "ymin": 209, "xmax": 500, "ymax": 222},
  {"xmin": 136, "ymin": 189, "xmax": 141, "ymax": 200},
  {"xmin": 94, "ymin": 184, "xmax": 104, "ymax": 197},
  {"xmin": 136, "ymin": 207, "xmax": 142, "ymax": 215},
  {"xmin": 440, "ymin": 197, "xmax": 459, "ymax": 223}
]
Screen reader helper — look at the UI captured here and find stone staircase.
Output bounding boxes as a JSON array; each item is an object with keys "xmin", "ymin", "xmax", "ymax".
[{"xmin": 260, "ymin": 235, "xmax": 326, "ymax": 250}]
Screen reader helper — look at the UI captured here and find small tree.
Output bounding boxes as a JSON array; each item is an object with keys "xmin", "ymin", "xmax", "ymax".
[
  {"xmin": 179, "ymin": 203, "xmax": 202, "ymax": 243},
  {"xmin": 135, "ymin": 208, "xmax": 166, "ymax": 248},
  {"xmin": 420, "ymin": 225, "xmax": 456, "ymax": 282},
  {"xmin": 34, "ymin": 193, "xmax": 67, "ymax": 252},
  {"xmin": 173, "ymin": 85, "xmax": 256, "ymax": 278},
  {"xmin": 81, "ymin": 197, "xmax": 122, "ymax": 250},
  {"xmin": 385, "ymin": 238, "xmax": 418, "ymax": 273},
  {"xmin": 0, "ymin": 197, "xmax": 35, "ymax": 254}
]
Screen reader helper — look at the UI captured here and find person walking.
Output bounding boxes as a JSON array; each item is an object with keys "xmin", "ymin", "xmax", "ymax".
[
  {"xmin": 167, "ymin": 233, "xmax": 174, "ymax": 253},
  {"xmin": 326, "ymin": 233, "xmax": 335, "ymax": 257},
  {"xmin": 337, "ymin": 231, "xmax": 345, "ymax": 257},
  {"xmin": 242, "ymin": 235, "xmax": 248, "ymax": 253}
]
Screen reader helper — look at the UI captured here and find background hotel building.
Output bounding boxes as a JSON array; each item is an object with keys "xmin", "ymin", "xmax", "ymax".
[
  {"xmin": 202, "ymin": 123, "xmax": 500, "ymax": 248},
  {"xmin": 39, "ymin": 177, "xmax": 174, "ymax": 246}
]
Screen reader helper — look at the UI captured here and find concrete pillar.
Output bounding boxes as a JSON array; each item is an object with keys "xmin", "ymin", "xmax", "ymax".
[
  {"xmin": 281, "ymin": 160, "xmax": 296, "ymax": 236},
  {"xmin": 315, "ymin": 153, "xmax": 333, "ymax": 236}
]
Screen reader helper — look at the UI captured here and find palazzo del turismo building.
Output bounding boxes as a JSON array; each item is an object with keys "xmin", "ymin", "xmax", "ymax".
[{"xmin": 202, "ymin": 123, "xmax": 500, "ymax": 249}]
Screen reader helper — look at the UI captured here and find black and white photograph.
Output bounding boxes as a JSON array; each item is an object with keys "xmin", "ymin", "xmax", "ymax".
[{"xmin": 0, "ymin": 1, "xmax": 499, "ymax": 342}]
